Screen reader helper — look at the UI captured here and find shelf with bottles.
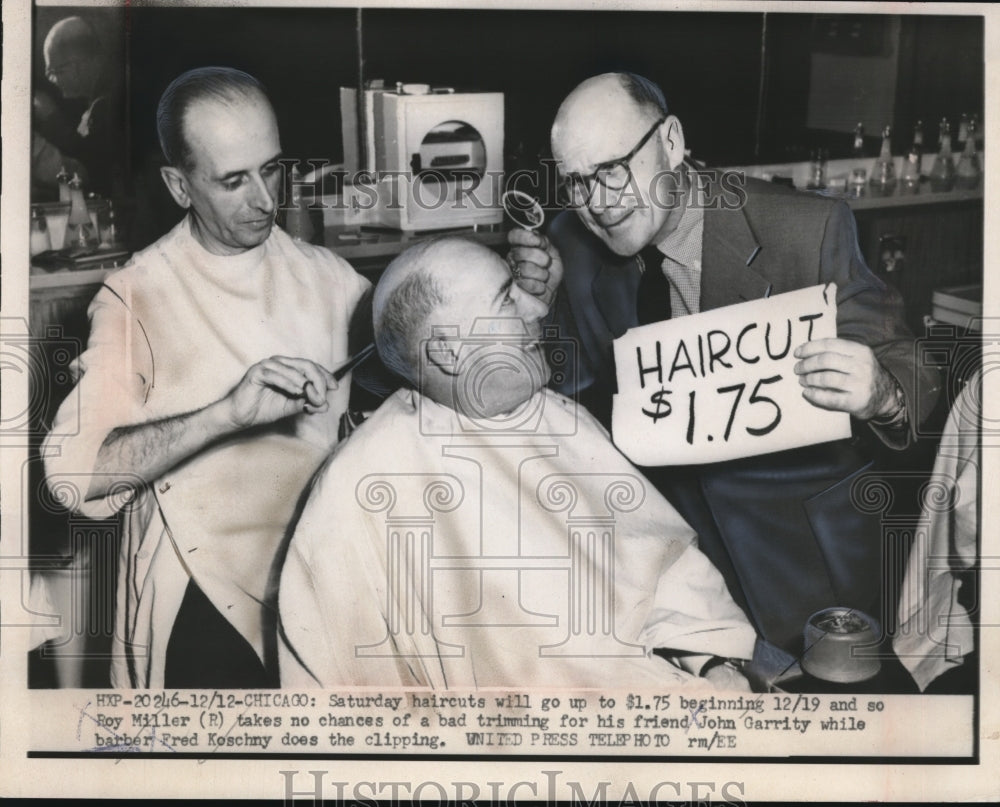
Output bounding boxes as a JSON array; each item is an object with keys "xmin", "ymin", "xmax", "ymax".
[
  {"xmin": 30, "ymin": 167, "xmax": 132, "ymax": 268},
  {"xmin": 721, "ymin": 152, "xmax": 982, "ymax": 210},
  {"xmin": 732, "ymin": 112, "xmax": 983, "ymax": 207}
]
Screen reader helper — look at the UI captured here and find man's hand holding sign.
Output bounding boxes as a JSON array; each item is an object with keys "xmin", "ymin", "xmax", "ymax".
[
  {"xmin": 612, "ymin": 284, "xmax": 865, "ymax": 466},
  {"xmin": 794, "ymin": 337, "xmax": 906, "ymax": 422}
]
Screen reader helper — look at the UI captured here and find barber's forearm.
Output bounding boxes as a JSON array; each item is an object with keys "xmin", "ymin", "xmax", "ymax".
[{"xmin": 87, "ymin": 398, "xmax": 237, "ymax": 500}]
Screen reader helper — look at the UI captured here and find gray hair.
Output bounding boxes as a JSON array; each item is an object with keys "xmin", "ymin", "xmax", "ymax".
[
  {"xmin": 156, "ymin": 66, "xmax": 269, "ymax": 169},
  {"xmin": 618, "ymin": 72, "xmax": 668, "ymax": 118},
  {"xmin": 373, "ymin": 240, "xmax": 450, "ymax": 385}
]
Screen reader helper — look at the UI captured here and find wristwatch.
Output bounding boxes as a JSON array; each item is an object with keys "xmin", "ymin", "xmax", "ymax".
[{"xmin": 871, "ymin": 377, "xmax": 907, "ymax": 426}]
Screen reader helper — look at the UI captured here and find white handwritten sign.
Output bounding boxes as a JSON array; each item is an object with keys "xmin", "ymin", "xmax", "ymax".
[{"xmin": 611, "ymin": 283, "xmax": 851, "ymax": 465}]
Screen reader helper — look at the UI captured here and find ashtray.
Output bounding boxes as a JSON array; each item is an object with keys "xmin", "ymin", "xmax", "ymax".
[{"xmin": 800, "ymin": 607, "xmax": 882, "ymax": 683}]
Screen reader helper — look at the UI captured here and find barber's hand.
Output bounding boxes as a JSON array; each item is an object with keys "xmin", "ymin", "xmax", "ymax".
[
  {"xmin": 704, "ymin": 663, "xmax": 752, "ymax": 692},
  {"xmin": 506, "ymin": 228, "xmax": 564, "ymax": 308},
  {"xmin": 793, "ymin": 338, "xmax": 900, "ymax": 421},
  {"xmin": 224, "ymin": 356, "xmax": 337, "ymax": 429}
]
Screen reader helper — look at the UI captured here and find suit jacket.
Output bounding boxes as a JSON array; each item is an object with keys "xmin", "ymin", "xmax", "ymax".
[
  {"xmin": 547, "ymin": 176, "xmax": 941, "ymax": 657},
  {"xmin": 36, "ymin": 79, "xmax": 124, "ymax": 198}
]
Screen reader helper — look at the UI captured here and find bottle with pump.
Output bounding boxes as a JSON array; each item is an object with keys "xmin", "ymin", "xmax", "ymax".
[
  {"xmin": 869, "ymin": 125, "xmax": 896, "ymax": 195},
  {"xmin": 929, "ymin": 118, "xmax": 956, "ymax": 192}
]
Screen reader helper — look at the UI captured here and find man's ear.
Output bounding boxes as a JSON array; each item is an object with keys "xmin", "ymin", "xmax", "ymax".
[
  {"xmin": 425, "ymin": 334, "xmax": 461, "ymax": 376},
  {"xmin": 660, "ymin": 115, "xmax": 686, "ymax": 170},
  {"xmin": 160, "ymin": 165, "xmax": 193, "ymax": 209}
]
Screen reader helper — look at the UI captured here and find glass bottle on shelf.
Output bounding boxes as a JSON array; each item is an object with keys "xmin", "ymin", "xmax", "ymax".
[
  {"xmin": 869, "ymin": 125, "xmax": 896, "ymax": 196},
  {"xmin": 67, "ymin": 173, "xmax": 98, "ymax": 250},
  {"xmin": 848, "ymin": 122, "xmax": 867, "ymax": 196},
  {"xmin": 56, "ymin": 165, "xmax": 72, "ymax": 203},
  {"xmin": 900, "ymin": 149, "xmax": 921, "ymax": 193},
  {"xmin": 957, "ymin": 113, "xmax": 970, "ymax": 148},
  {"xmin": 929, "ymin": 118, "xmax": 955, "ymax": 192},
  {"xmin": 99, "ymin": 200, "xmax": 120, "ymax": 247},
  {"xmin": 911, "ymin": 119, "xmax": 924, "ymax": 161},
  {"xmin": 807, "ymin": 148, "xmax": 827, "ymax": 190},
  {"xmin": 898, "ymin": 120, "xmax": 925, "ymax": 193},
  {"xmin": 852, "ymin": 122, "xmax": 865, "ymax": 158},
  {"xmin": 30, "ymin": 207, "xmax": 51, "ymax": 256},
  {"xmin": 955, "ymin": 117, "xmax": 982, "ymax": 190}
]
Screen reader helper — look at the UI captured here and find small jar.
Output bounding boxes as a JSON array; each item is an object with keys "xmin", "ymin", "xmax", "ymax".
[
  {"xmin": 801, "ymin": 607, "xmax": 882, "ymax": 684},
  {"xmin": 848, "ymin": 167, "xmax": 867, "ymax": 198}
]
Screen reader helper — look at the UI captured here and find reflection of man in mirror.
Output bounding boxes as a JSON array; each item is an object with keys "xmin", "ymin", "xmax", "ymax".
[
  {"xmin": 34, "ymin": 16, "xmax": 123, "ymax": 196},
  {"xmin": 279, "ymin": 237, "xmax": 756, "ymax": 690}
]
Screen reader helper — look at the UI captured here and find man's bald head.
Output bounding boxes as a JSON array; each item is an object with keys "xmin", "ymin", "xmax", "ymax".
[
  {"xmin": 552, "ymin": 73, "xmax": 667, "ymax": 149},
  {"xmin": 44, "ymin": 16, "xmax": 101, "ymax": 63},
  {"xmin": 43, "ymin": 16, "xmax": 104, "ymax": 100},
  {"xmin": 156, "ymin": 66, "xmax": 272, "ymax": 171}
]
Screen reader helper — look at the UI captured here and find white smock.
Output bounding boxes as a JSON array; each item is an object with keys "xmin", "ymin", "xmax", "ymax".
[{"xmin": 43, "ymin": 216, "xmax": 370, "ymax": 687}]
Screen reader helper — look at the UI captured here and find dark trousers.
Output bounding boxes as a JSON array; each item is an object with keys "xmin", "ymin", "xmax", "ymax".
[
  {"xmin": 641, "ymin": 439, "xmax": 883, "ymax": 658},
  {"xmin": 164, "ymin": 579, "xmax": 275, "ymax": 688}
]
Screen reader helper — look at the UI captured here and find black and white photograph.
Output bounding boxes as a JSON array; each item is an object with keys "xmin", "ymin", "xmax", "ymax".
[{"xmin": 1, "ymin": 0, "xmax": 994, "ymax": 801}]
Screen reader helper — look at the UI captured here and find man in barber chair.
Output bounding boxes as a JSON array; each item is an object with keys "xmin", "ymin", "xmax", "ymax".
[{"xmin": 279, "ymin": 237, "xmax": 758, "ymax": 690}]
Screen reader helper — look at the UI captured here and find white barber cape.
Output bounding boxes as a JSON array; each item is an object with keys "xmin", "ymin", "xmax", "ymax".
[
  {"xmin": 43, "ymin": 216, "xmax": 370, "ymax": 687},
  {"xmin": 279, "ymin": 388, "xmax": 756, "ymax": 689},
  {"xmin": 893, "ymin": 371, "xmax": 981, "ymax": 691}
]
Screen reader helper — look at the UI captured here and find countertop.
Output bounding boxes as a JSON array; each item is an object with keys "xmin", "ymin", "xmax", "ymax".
[{"xmin": 722, "ymin": 153, "xmax": 984, "ymax": 212}]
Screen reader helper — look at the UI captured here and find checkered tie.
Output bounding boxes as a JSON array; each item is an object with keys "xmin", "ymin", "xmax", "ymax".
[{"xmin": 663, "ymin": 259, "xmax": 701, "ymax": 317}]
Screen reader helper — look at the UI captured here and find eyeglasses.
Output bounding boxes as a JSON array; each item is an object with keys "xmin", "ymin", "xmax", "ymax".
[
  {"xmin": 558, "ymin": 116, "xmax": 667, "ymax": 208},
  {"xmin": 45, "ymin": 59, "xmax": 81, "ymax": 81}
]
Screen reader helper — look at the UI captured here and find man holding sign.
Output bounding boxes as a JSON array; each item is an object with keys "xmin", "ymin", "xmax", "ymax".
[
  {"xmin": 611, "ymin": 283, "xmax": 852, "ymax": 466},
  {"xmin": 507, "ymin": 72, "xmax": 940, "ymax": 669}
]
